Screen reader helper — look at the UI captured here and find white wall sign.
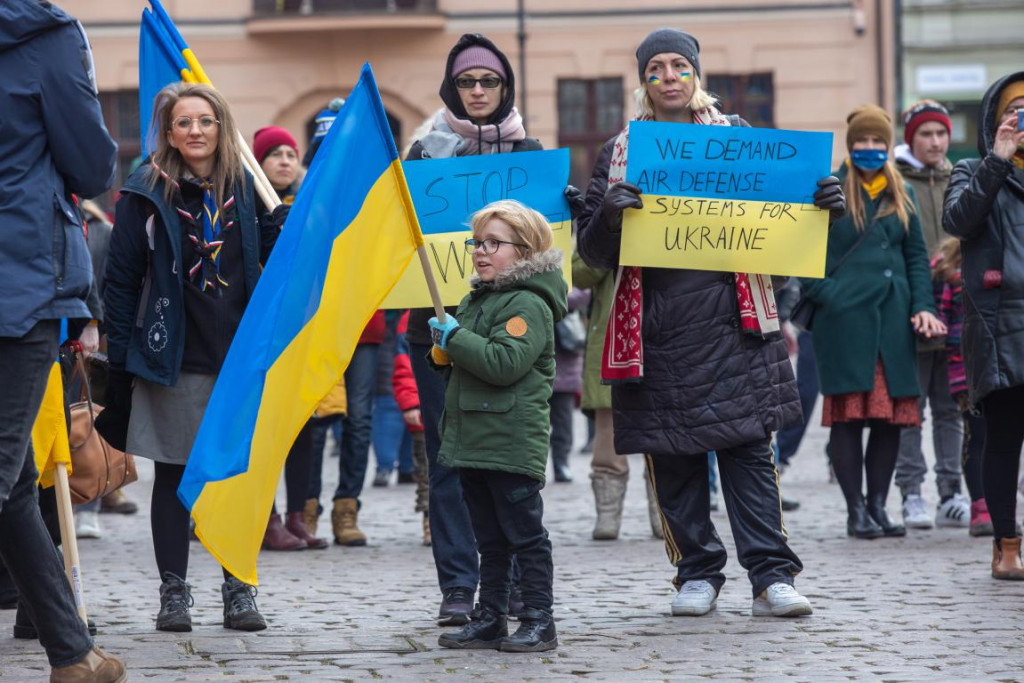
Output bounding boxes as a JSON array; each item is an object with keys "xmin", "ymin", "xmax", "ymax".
[{"xmin": 916, "ymin": 65, "xmax": 988, "ymax": 93}]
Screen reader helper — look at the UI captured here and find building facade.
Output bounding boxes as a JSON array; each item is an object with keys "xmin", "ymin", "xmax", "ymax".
[{"xmin": 71, "ymin": 0, "xmax": 896, "ymax": 200}]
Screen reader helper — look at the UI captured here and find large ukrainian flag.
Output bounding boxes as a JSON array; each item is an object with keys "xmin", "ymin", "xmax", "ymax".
[{"xmin": 179, "ymin": 64, "xmax": 424, "ymax": 584}]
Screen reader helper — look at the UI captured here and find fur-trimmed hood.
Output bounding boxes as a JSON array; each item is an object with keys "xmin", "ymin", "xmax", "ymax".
[{"xmin": 470, "ymin": 249, "xmax": 568, "ymax": 323}]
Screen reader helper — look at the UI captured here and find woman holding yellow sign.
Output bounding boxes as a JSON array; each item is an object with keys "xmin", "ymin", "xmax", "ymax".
[{"xmin": 578, "ymin": 28, "xmax": 844, "ymax": 619}]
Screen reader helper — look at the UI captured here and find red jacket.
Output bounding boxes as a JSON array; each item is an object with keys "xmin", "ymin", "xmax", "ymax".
[
  {"xmin": 390, "ymin": 311, "xmax": 423, "ymax": 433},
  {"xmin": 359, "ymin": 310, "xmax": 386, "ymax": 344}
]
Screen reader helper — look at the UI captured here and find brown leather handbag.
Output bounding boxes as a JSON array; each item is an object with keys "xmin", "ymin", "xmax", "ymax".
[{"xmin": 66, "ymin": 352, "xmax": 138, "ymax": 506}]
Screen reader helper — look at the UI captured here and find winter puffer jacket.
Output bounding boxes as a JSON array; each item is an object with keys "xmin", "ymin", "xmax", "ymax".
[
  {"xmin": 577, "ymin": 136, "xmax": 801, "ymax": 457},
  {"xmin": 435, "ymin": 250, "xmax": 568, "ymax": 482},
  {"xmin": 943, "ymin": 71, "xmax": 1024, "ymax": 405}
]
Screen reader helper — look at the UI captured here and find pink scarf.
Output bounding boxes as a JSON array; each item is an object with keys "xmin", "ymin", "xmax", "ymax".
[
  {"xmin": 442, "ymin": 107, "xmax": 526, "ymax": 155},
  {"xmin": 601, "ymin": 109, "xmax": 780, "ymax": 384}
]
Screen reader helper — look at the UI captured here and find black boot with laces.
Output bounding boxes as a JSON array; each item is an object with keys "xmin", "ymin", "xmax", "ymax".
[
  {"xmin": 222, "ymin": 576, "xmax": 267, "ymax": 631},
  {"xmin": 156, "ymin": 572, "xmax": 194, "ymax": 632},
  {"xmin": 438, "ymin": 606, "xmax": 507, "ymax": 650}
]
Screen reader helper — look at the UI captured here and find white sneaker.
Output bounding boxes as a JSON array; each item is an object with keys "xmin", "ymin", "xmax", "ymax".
[
  {"xmin": 752, "ymin": 583, "xmax": 812, "ymax": 617},
  {"xmin": 936, "ymin": 493, "xmax": 971, "ymax": 528},
  {"xmin": 75, "ymin": 511, "xmax": 102, "ymax": 540},
  {"xmin": 671, "ymin": 580, "xmax": 718, "ymax": 616},
  {"xmin": 902, "ymin": 494, "xmax": 934, "ymax": 529}
]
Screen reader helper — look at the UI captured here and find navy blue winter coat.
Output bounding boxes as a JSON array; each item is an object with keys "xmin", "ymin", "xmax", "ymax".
[
  {"xmin": 103, "ymin": 166, "xmax": 275, "ymax": 386},
  {"xmin": 0, "ymin": 0, "xmax": 117, "ymax": 337}
]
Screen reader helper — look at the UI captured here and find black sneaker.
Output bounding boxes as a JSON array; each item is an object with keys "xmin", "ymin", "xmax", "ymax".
[
  {"xmin": 437, "ymin": 587, "xmax": 474, "ymax": 626},
  {"xmin": 500, "ymin": 608, "xmax": 557, "ymax": 652},
  {"xmin": 156, "ymin": 573, "xmax": 194, "ymax": 632},
  {"xmin": 222, "ymin": 576, "xmax": 267, "ymax": 631},
  {"xmin": 438, "ymin": 607, "xmax": 507, "ymax": 649}
]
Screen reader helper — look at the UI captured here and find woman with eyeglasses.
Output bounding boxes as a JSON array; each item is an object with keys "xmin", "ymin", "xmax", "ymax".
[
  {"xmin": 99, "ymin": 83, "xmax": 288, "ymax": 633},
  {"xmin": 403, "ymin": 32, "xmax": 571, "ymax": 630}
]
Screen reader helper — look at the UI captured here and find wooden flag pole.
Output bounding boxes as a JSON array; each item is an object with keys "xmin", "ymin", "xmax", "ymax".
[
  {"xmin": 236, "ymin": 130, "xmax": 281, "ymax": 210},
  {"xmin": 53, "ymin": 465, "xmax": 89, "ymax": 625},
  {"xmin": 416, "ymin": 246, "xmax": 447, "ymax": 325}
]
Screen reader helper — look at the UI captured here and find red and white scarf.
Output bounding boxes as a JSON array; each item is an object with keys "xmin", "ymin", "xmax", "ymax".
[{"xmin": 601, "ymin": 110, "xmax": 780, "ymax": 384}]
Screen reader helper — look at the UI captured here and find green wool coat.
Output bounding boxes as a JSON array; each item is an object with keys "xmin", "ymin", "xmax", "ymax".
[
  {"xmin": 571, "ymin": 251, "xmax": 614, "ymax": 412},
  {"xmin": 800, "ymin": 166, "xmax": 935, "ymax": 398},
  {"xmin": 437, "ymin": 250, "xmax": 569, "ymax": 482}
]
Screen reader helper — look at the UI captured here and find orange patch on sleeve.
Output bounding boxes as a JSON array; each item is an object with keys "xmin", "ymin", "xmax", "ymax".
[{"xmin": 505, "ymin": 316, "xmax": 528, "ymax": 337}]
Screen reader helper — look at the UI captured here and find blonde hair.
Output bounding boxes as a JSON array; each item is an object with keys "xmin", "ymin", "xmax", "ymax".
[
  {"xmin": 148, "ymin": 83, "xmax": 244, "ymax": 209},
  {"xmin": 844, "ymin": 159, "xmax": 916, "ymax": 232},
  {"xmin": 471, "ymin": 199, "xmax": 552, "ymax": 258},
  {"xmin": 633, "ymin": 74, "xmax": 718, "ymax": 119},
  {"xmin": 932, "ymin": 237, "xmax": 962, "ymax": 284}
]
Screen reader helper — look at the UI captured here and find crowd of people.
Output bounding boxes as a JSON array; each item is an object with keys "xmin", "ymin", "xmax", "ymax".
[{"xmin": 2, "ymin": 0, "xmax": 1024, "ymax": 678}]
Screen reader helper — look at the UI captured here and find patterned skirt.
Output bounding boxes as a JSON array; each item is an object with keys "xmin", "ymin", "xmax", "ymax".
[{"xmin": 823, "ymin": 361, "xmax": 920, "ymax": 427}]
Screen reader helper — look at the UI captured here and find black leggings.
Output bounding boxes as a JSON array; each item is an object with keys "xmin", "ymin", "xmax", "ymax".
[
  {"xmin": 961, "ymin": 409, "xmax": 986, "ymax": 502},
  {"xmin": 272, "ymin": 421, "xmax": 321, "ymax": 515},
  {"xmin": 829, "ymin": 420, "xmax": 902, "ymax": 510},
  {"xmin": 982, "ymin": 385, "xmax": 1024, "ymax": 539},
  {"xmin": 152, "ymin": 462, "xmax": 230, "ymax": 582}
]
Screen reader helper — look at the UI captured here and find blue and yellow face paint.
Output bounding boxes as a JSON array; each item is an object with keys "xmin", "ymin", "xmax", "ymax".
[
  {"xmin": 647, "ymin": 74, "xmax": 662, "ymax": 86},
  {"xmin": 648, "ymin": 72, "xmax": 693, "ymax": 86}
]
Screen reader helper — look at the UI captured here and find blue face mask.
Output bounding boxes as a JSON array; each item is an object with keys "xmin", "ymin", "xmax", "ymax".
[{"xmin": 850, "ymin": 148, "xmax": 888, "ymax": 171}]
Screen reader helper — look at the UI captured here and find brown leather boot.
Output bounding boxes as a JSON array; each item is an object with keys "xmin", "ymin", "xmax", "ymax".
[
  {"xmin": 286, "ymin": 511, "xmax": 328, "ymax": 549},
  {"xmin": 262, "ymin": 513, "xmax": 306, "ymax": 551},
  {"xmin": 302, "ymin": 498, "xmax": 320, "ymax": 536},
  {"xmin": 992, "ymin": 537, "xmax": 1024, "ymax": 580},
  {"xmin": 331, "ymin": 498, "xmax": 367, "ymax": 546},
  {"xmin": 50, "ymin": 646, "xmax": 126, "ymax": 683}
]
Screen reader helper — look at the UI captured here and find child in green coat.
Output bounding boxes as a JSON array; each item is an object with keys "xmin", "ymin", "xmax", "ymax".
[{"xmin": 429, "ymin": 199, "xmax": 568, "ymax": 653}]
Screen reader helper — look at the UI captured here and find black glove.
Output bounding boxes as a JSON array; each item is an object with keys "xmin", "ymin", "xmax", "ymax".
[
  {"xmin": 813, "ymin": 175, "xmax": 845, "ymax": 223},
  {"xmin": 93, "ymin": 366, "xmax": 133, "ymax": 452},
  {"xmin": 564, "ymin": 185, "xmax": 585, "ymax": 220},
  {"xmin": 270, "ymin": 203, "xmax": 290, "ymax": 230},
  {"xmin": 601, "ymin": 181, "xmax": 643, "ymax": 232}
]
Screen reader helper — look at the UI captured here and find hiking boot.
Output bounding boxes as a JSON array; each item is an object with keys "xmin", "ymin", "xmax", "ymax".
[
  {"xmin": 752, "ymin": 583, "xmax": 812, "ymax": 617},
  {"xmin": 500, "ymin": 608, "xmax": 557, "ymax": 652},
  {"xmin": 671, "ymin": 580, "xmax": 718, "ymax": 616},
  {"xmin": 285, "ymin": 511, "xmax": 328, "ymax": 549},
  {"xmin": 221, "ymin": 576, "xmax": 267, "ymax": 631},
  {"xmin": 936, "ymin": 493, "xmax": 970, "ymax": 528},
  {"xmin": 970, "ymin": 499, "xmax": 994, "ymax": 537},
  {"xmin": 437, "ymin": 586, "xmax": 474, "ymax": 626},
  {"xmin": 156, "ymin": 573, "xmax": 193, "ymax": 632},
  {"xmin": 902, "ymin": 494, "xmax": 934, "ymax": 529},
  {"xmin": 49, "ymin": 646, "xmax": 126, "ymax": 683},
  {"xmin": 331, "ymin": 498, "xmax": 367, "ymax": 546},
  {"xmin": 262, "ymin": 513, "xmax": 306, "ymax": 551},
  {"xmin": 591, "ymin": 472, "xmax": 627, "ymax": 540},
  {"xmin": 302, "ymin": 498, "xmax": 320, "ymax": 536},
  {"xmin": 438, "ymin": 607, "xmax": 507, "ymax": 650}
]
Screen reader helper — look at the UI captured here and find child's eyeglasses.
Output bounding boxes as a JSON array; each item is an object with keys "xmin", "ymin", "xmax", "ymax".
[
  {"xmin": 454, "ymin": 76, "xmax": 503, "ymax": 90},
  {"xmin": 464, "ymin": 238, "xmax": 528, "ymax": 255},
  {"xmin": 172, "ymin": 116, "xmax": 220, "ymax": 132}
]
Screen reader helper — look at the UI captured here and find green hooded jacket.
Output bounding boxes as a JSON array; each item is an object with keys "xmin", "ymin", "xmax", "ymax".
[{"xmin": 437, "ymin": 250, "xmax": 569, "ymax": 482}]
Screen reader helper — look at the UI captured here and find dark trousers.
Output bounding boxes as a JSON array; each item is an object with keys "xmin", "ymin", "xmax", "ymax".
[
  {"xmin": 0, "ymin": 320, "xmax": 93, "ymax": 666},
  {"xmin": 548, "ymin": 392, "xmax": 575, "ymax": 470},
  {"xmin": 332, "ymin": 344, "xmax": 378, "ymax": 501},
  {"xmin": 277, "ymin": 418, "xmax": 333, "ymax": 515},
  {"xmin": 410, "ymin": 342, "xmax": 478, "ymax": 592},
  {"xmin": 982, "ymin": 385, "xmax": 1024, "ymax": 538},
  {"xmin": 776, "ymin": 331, "xmax": 818, "ymax": 465},
  {"xmin": 647, "ymin": 438, "xmax": 803, "ymax": 598},
  {"xmin": 459, "ymin": 467, "xmax": 553, "ymax": 614},
  {"xmin": 962, "ymin": 409, "xmax": 986, "ymax": 502}
]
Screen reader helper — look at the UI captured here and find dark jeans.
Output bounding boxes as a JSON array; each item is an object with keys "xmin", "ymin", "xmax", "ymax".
[
  {"xmin": 0, "ymin": 320, "xmax": 93, "ymax": 666},
  {"xmin": 776, "ymin": 331, "xmax": 818, "ymax": 466},
  {"xmin": 332, "ymin": 344, "xmax": 378, "ymax": 501},
  {"xmin": 459, "ymin": 467, "xmax": 553, "ymax": 614},
  {"xmin": 647, "ymin": 438, "xmax": 803, "ymax": 598},
  {"xmin": 306, "ymin": 421, "xmax": 331, "ymax": 506},
  {"xmin": 410, "ymin": 342, "xmax": 478, "ymax": 592},
  {"xmin": 982, "ymin": 385, "xmax": 1024, "ymax": 539},
  {"xmin": 548, "ymin": 392, "xmax": 575, "ymax": 470}
]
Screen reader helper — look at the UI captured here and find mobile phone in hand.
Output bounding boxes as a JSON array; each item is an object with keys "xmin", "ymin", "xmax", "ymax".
[{"xmin": 1018, "ymin": 109, "xmax": 1024, "ymax": 131}]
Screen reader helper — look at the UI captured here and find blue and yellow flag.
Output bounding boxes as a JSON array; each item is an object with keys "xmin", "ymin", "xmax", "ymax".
[
  {"xmin": 138, "ymin": 5, "xmax": 196, "ymax": 155},
  {"xmin": 178, "ymin": 64, "xmax": 424, "ymax": 584},
  {"xmin": 33, "ymin": 320, "xmax": 71, "ymax": 488}
]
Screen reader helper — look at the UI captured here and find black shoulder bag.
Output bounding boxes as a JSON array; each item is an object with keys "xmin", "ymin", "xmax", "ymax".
[{"xmin": 789, "ymin": 223, "xmax": 875, "ymax": 332}]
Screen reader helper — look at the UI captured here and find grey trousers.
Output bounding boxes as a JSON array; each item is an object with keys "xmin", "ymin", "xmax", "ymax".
[{"xmin": 895, "ymin": 349, "xmax": 964, "ymax": 499}]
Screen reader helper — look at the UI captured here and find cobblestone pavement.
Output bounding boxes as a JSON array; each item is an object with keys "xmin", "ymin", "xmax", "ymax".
[{"xmin": 3, "ymin": 406, "xmax": 1023, "ymax": 681}]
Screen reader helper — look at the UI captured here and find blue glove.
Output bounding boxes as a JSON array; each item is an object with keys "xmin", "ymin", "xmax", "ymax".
[{"xmin": 428, "ymin": 315, "xmax": 461, "ymax": 350}]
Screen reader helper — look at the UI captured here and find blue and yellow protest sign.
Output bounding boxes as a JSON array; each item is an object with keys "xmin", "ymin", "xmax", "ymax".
[
  {"xmin": 383, "ymin": 149, "xmax": 572, "ymax": 308},
  {"xmin": 621, "ymin": 122, "xmax": 833, "ymax": 277}
]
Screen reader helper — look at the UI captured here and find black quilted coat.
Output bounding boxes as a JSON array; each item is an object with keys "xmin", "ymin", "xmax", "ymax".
[{"xmin": 577, "ymin": 136, "xmax": 801, "ymax": 457}]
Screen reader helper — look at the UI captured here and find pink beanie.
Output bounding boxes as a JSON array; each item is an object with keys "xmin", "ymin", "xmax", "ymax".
[{"xmin": 451, "ymin": 46, "xmax": 506, "ymax": 80}]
